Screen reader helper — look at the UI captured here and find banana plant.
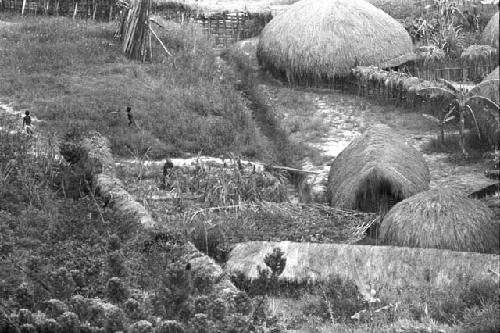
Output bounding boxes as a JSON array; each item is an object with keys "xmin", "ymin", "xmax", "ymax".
[
  {"xmin": 422, "ymin": 107, "xmax": 455, "ymax": 144},
  {"xmin": 417, "ymin": 78, "xmax": 500, "ymax": 158}
]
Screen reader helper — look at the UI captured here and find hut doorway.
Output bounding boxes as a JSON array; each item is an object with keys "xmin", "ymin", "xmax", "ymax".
[{"xmin": 355, "ymin": 179, "xmax": 401, "ymax": 238}]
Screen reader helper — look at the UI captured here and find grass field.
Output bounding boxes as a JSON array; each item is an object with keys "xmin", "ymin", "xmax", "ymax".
[{"xmin": 0, "ymin": 15, "xmax": 269, "ymax": 160}]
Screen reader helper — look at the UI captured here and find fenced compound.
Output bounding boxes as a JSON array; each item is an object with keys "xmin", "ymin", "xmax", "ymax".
[
  {"xmin": 0, "ymin": 0, "xmax": 117, "ymax": 20},
  {"xmin": 151, "ymin": 3, "xmax": 272, "ymax": 48}
]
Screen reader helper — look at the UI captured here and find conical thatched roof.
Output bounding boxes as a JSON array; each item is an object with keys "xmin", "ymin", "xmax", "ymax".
[
  {"xmin": 326, "ymin": 125, "xmax": 430, "ymax": 214},
  {"xmin": 256, "ymin": 0, "xmax": 413, "ymax": 84},
  {"xmin": 380, "ymin": 188, "xmax": 499, "ymax": 253},
  {"xmin": 481, "ymin": 11, "xmax": 499, "ymax": 49}
]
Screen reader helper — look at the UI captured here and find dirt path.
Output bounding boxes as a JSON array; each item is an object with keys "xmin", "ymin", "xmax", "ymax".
[{"xmin": 261, "ymin": 85, "xmax": 498, "ymax": 200}]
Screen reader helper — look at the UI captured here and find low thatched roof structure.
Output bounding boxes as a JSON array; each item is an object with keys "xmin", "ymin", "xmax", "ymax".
[
  {"xmin": 380, "ymin": 188, "xmax": 499, "ymax": 253},
  {"xmin": 226, "ymin": 241, "xmax": 500, "ymax": 291},
  {"xmin": 256, "ymin": 0, "xmax": 413, "ymax": 84},
  {"xmin": 481, "ymin": 11, "xmax": 499, "ymax": 49},
  {"xmin": 326, "ymin": 125, "xmax": 430, "ymax": 215}
]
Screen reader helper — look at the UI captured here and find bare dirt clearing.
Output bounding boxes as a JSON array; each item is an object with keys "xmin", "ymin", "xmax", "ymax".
[{"xmin": 261, "ymin": 83, "xmax": 498, "ymax": 200}]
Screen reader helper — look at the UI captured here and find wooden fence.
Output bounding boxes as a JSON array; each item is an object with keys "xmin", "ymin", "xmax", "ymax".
[
  {"xmin": 414, "ymin": 63, "xmax": 498, "ymax": 82},
  {"xmin": 0, "ymin": 0, "xmax": 117, "ymax": 20},
  {"xmin": 151, "ymin": 4, "xmax": 272, "ymax": 48}
]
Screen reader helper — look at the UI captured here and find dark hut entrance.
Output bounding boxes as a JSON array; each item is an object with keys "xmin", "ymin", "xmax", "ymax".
[{"xmin": 355, "ymin": 178, "xmax": 402, "ymax": 238}]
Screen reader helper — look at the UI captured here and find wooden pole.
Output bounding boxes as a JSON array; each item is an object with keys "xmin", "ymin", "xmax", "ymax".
[
  {"xmin": 73, "ymin": 2, "xmax": 78, "ymax": 19},
  {"xmin": 21, "ymin": 0, "xmax": 26, "ymax": 15},
  {"xmin": 121, "ymin": 0, "xmax": 152, "ymax": 62}
]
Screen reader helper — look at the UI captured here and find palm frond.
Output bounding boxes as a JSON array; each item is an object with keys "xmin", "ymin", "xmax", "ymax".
[
  {"xmin": 439, "ymin": 78, "xmax": 459, "ymax": 93},
  {"xmin": 466, "ymin": 96, "xmax": 500, "ymax": 112},
  {"xmin": 465, "ymin": 104, "xmax": 482, "ymax": 140},
  {"xmin": 416, "ymin": 86, "xmax": 455, "ymax": 100}
]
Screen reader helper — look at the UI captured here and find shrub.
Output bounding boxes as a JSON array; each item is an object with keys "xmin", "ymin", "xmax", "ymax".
[
  {"xmin": 209, "ymin": 298, "xmax": 226, "ymax": 321},
  {"xmin": 43, "ymin": 299, "xmax": 69, "ymax": 318},
  {"xmin": 303, "ymin": 275, "xmax": 366, "ymax": 322},
  {"xmin": 128, "ymin": 320, "xmax": 153, "ymax": 333},
  {"xmin": 123, "ymin": 298, "xmax": 144, "ymax": 321},
  {"xmin": 460, "ymin": 278, "xmax": 499, "ymax": 308},
  {"xmin": 233, "ymin": 292, "xmax": 252, "ymax": 315},
  {"xmin": 57, "ymin": 311, "xmax": 80, "ymax": 333},
  {"xmin": 15, "ymin": 283, "xmax": 34, "ymax": 310},
  {"xmin": 20, "ymin": 323, "xmax": 37, "ymax": 333},
  {"xmin": 194, "ymin": 296, "xmax": 210, "ymax": 315},
  {"xmin": 189, "ymin": 313, "xmax": 214, "ymax": 333},
  {"xmin": 106, "ymin": 251, "xmax": 128, "ymax": 278},
  {"xmin": 18, "ymin": 309, "xmax": 33, "ymax": 325},
  {"xmin": 106, "ymin": 277, "xmax": 128, "ymax": 304},
  {"xmin": 458, "ymin": 302, "xmax": 500, "ymax": 333},
  {"xmin": 107, "ymin": 234, "xmax": 121, "ymax": 251},
  {"xmin": 38, "ymin": 318, "xmax": 61, "ymax": 333},
  {"xmin": 157, "ymin": 320, "xmax": 185, "ymax": 333},
  {"xmin": 103, "ymin": 306, "xmax": 126, "ymax": 333}
]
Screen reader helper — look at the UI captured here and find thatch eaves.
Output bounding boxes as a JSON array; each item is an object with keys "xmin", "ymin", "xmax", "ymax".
[
  {"xmin": 256, "ymin": 0, "xmax": 413, "ymax": 84},
  {"xmin": 326, "ymin": 124, "xmax": 430, "ymax": 213},
  {"xmin": 481, "ymin": 11, "xmax": 499, "ymax": 49},
  {"xmin": 380, "ymin": 187, "xmax": 499, "ymax": 253}
]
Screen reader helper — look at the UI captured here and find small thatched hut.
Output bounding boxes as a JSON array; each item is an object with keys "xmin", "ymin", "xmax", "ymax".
[
  {"xmin": 380, "ymin": 188, "xmax": 499, "ymax": 253},
  {"xmin": 481, "ymin": 11, "xmax": 499, "ymax": 50},
  {"xmin": 326, "ymin": 125, "xmax": 430, "ymax": 215},
  {"xmin": 256, "ymin": 0, "xmax": 413, "ymax": 84}
]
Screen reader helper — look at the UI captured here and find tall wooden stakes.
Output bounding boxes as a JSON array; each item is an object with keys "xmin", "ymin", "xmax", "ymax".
[{"xmin": 121, "ymin": 0, "xmax": 152, "ymax": 62}]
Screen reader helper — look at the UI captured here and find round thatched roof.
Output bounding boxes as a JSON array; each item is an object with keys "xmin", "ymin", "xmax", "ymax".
[
  {"xmin": 256, "ymin": 0, "xmax": 413, "ymax": 84},
  {"xmin": 380, "ymin": 188, "xmax": 499, "ymax": 253},
  {"xmin": 481, "ymin": 11, "xmax": 499, "ymax": 49},
  {"xmin": 326, "ymin": 125, "xmax": 430, "ymax": 213}
]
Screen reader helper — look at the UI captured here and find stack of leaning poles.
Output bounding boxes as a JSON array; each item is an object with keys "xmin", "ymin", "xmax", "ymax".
[{"xmin": 118, "ymin": 0, "xmax": 152, "ymax": 61}]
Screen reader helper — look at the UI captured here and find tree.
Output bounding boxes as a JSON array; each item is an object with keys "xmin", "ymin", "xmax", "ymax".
[{"xmin": 417, "ymin": 78, "xmax": 500, "ymax": 158}]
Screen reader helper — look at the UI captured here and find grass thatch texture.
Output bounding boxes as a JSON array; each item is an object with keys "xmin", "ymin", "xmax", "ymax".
[
  {"xmin": 481, "ymin": 11, "xmax": 499, "ymax": 49},
  {"xmin": 326, "ymin": 124, "xmax": 430, "ymax": 214},
  {"xmin": 380, "ymin": 188, "xmax": 499, "ymax": 253},
  {"xmin": 226, "ymin": 241, "xmax": 500, "ymax": 290},
  {"xmin": 256, "ymin": 0, "xmax": 413, "ymax": 84}
]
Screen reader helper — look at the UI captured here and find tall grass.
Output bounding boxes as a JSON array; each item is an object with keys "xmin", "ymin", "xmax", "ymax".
[{"xmin": 0, "ymin": 16, "xmax": 264, "ymax": 159}]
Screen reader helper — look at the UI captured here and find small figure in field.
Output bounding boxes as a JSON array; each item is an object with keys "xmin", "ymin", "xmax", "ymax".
[
  {"xmin": 126, "ymin": 106, "xmax": 135, "ymax": 127},
  {"xmin": 22, "ymin": 111, "xmax": 33, "ymax": 135},
  {"xmin": 162, "ymin": 158, "xmax": 174, "ymax": 189}
]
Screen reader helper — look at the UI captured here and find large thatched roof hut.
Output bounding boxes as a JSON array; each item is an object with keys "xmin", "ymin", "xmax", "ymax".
[
  {"xmin": 326, "ymin": 125, "xmax": 430, "ymax": 215},
  {"xmin": 481, "ymin": 11, "xmax": 499, "ymax": 50},
  {"xmin": 380, "ymin": 188, "xmax": 499, "ymax": 253},
  {"xmin": 256, "ymin": 0, "xmax": 413, "ymax": 84}
]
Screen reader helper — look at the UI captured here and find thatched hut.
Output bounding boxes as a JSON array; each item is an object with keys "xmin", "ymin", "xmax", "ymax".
[
  {"xmin": 326, "ymin": 125, "xmax": 430, "ymax": 215},
  {"xmin": 380, "ymin": 188, "xmax": 499, "ymax": 253},
  {"xmin": 256, "ymin": 0, "xmax": 413, "ymax": 85},
  {"xmin": 481, "ymin": 11, "xmax": 499, "ymax": 50}
]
